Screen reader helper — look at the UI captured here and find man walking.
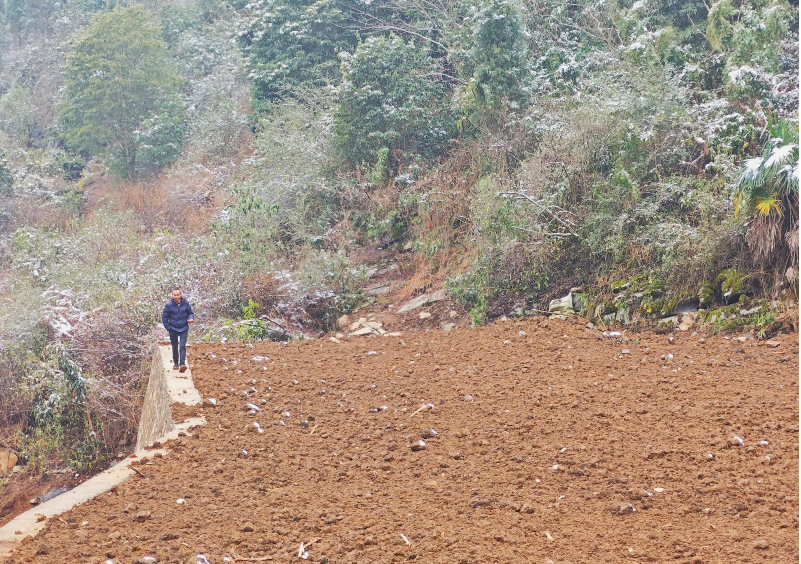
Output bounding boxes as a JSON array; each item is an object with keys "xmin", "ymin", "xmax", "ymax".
[{"xmin": 162, "ymin": 287, "xmax": 194, "ymax": 372}]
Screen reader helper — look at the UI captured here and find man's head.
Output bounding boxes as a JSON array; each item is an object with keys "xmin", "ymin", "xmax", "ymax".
[{"xmin": 171, "ymin": 287, "xmax": 182, "ymax": 304}]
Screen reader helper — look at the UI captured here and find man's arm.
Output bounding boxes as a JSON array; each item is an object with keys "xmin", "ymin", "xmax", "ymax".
[
  {"xmin": 162, "ymin": 304, "xmax": 170, "ymax": 330},
  {"xmin": 187, "ymin": 301, "xmax": 195, "ymax": 323}
]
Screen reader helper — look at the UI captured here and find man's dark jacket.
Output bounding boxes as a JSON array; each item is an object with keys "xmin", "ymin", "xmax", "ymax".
[{"xmin": 162, "ymin": 298, "xmax": 194, "ymax": 332}]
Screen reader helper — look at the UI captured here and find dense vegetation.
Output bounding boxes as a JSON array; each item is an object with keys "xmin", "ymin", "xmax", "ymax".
[{"xmin": 0, "ymin": 0, "xmax": 797, "ymax": 473}]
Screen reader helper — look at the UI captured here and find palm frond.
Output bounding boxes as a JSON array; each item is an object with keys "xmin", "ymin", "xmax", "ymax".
[{"xmin": 754, "ymin": 194, "xmax": 782, "ymax": 218}]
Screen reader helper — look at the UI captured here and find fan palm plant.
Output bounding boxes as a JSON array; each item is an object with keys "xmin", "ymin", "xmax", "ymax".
[{"xmin": 735, "ymin": 118, "xmax": 799, "ymax": 280}]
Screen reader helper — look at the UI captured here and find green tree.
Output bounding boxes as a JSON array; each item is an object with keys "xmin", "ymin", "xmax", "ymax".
[
  {"xmin": 5, "ymin": 0, "xmax": 61, "ymax": 45},
  {"xmin": 238, "ymin": 0, "xmax": 415, "ymax": 109},
  {"xmin": 0, "ymin": 150, "xmax": 13, "ymax": 196},
  {"xmin": 239, "ymin": 0, "xmax": 360, "ymax": 107},
  {"xmin": 59, "ymin": 5, "xmax": 185, "ymax": 177},
  {"xmin": 458, "ymin": 0, "xmax": 527, "ymax": 113},
  {"xmin": 0, "ymin": 83, "xmax": 39, "ymax": 146},
  {"xmin": 334, "ymin": 34, "xmax": 455, "ymax": 167}
]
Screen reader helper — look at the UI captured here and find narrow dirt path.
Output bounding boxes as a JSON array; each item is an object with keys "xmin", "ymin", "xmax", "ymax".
[{"xmin": 4, "ymin": 318, "xmax": 798, "ymax": 564}]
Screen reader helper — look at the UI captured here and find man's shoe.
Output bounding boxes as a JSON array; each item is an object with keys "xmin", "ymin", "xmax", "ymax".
[
  {"xmin": 179, "ymin": 364, "xmax": 187, "ymax": 373},
  {"xmin": 173, "ymin": 364, "xmax": 179, "ymax": 370}
]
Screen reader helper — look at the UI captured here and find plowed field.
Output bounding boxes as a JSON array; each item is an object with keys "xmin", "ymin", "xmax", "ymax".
[{"xmin": 5, "ymin": 318, "xmax": 798, "ymax": 564}]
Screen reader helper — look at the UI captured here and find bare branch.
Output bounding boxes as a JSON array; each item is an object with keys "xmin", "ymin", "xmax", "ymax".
[{"xmin": 501, "ymin": 190, "xmax": 580, "ymax": 237}]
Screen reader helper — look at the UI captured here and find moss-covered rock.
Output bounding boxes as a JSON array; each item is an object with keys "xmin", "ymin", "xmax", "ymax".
[{"xmin": 716, "ymin": 268, "xmax": 746, "ymax": 303}]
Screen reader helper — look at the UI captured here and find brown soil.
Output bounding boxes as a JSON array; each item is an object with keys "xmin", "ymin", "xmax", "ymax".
[
  {"xmin": 0, "ymin": 470, "xmax": 85, "ymax": 528},
  {"xmin": 4, "ymin": 318, "xmax": 798, "ymax": 564}
]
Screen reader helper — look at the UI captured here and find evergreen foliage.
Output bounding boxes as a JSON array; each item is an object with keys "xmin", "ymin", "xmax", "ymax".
[
  {"xmin": 238, "ymin": 0, "xmax": 363, "ymax": 107},
  {"xmin": 334, "ymin": 34, "xmax": 455, "ymax": 166},
  {"xmin": 59, "ymin": 5, "xmax": 185, "ymax": 177},
  {"xmin": 735, "ymin": 119, "xmax": 799, "ymax": 265},
  {"xmin": 458, "ymin": 0, "xmax": 527, "ymax": 113}
]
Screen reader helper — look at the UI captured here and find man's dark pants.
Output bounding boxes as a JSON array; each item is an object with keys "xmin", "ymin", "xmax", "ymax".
[{"xmin": 169, "ymin": 329, "xmax": 188, "ymax": 366}]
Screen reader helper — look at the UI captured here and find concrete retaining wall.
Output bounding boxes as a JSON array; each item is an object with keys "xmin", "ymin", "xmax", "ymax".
[
  {"xmin": 135, "ymin": 346, "xmax": 176, "ymax": 451},
  {"xmin": 0, "ymin": 345, "xmax": 205, "ymax": 558}
]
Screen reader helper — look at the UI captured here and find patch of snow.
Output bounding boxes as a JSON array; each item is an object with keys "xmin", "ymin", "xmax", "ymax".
[{"xmin": 764, "ymin": 143, "xmax": 797, "ymax": 168}]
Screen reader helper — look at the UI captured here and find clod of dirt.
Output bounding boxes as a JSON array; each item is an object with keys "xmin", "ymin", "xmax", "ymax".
[
  {"xmin": 241, "ymin": 522, "xmax": 255, "ymax": 532},
  {"xmin": 132, "ymin": 511, "xmax": 151, "ymax": 522},
  {"xmin": 615, "ymin": 503, "xmax": 637, "ymax": 515},
  {"xmin": 422, "ymin": 428, "xmax": 438, "ymax": 439},
  {"xmin": 410, "ymin": 440, "xmax": 426, "ymax": 451},
  {"xmin": 138, "ymin": 556, "xmax": 158, "ymax": 564},
  {"xmin": 753, "ymin": 539, "xmax": 769, "ymax": 549}
]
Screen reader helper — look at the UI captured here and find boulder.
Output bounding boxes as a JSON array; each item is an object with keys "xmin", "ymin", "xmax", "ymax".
[
  {"xmin": 397, "ymin": 290, "xmax": 446, "ymax": 314},
  {"xmin": 678, "ymin": 312, "xmax": 697, "ymax": 331},
  {"xmin": 615, "ymin": 307, "xmax": 631, "ymax": 325},
  {"xmin": 548, "ymin": 293, "xmax": 575, "ymax": 319},
  {"xmin": 0, "ymin": 449, "xmax": 18, "ymax": 475},
  {"xmin": 363, "ymin": 280, "xmax": 404, "ymax": 296},
  {"xmin": 659, "ymin": 315, "xmax": 678, "ymax": 327}
]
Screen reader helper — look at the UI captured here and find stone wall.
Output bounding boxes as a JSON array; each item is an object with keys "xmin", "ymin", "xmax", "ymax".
[{"xmin": 135, "ymin": 346, "xmax": 175, "ymax": 451}]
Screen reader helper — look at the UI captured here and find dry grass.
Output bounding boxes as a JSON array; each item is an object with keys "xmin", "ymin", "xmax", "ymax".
[
  {"xmin": 83, "ymin": 136, "xmax": 258, "ymax": 233},
  {"xmin": 396, "ymin": 143, "xmax": 487, "ymax": 299},
  {"xmin": 0, "ymin": 366, "xmax": 27, "ymax": 452},
  {"xmin": 85, "ymin": 171, "xmax": 221, "ymax": 233}
]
